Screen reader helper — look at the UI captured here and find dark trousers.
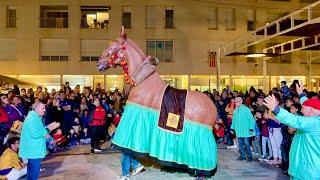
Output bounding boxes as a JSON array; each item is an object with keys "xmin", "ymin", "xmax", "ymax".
[
  {"xmin": 237, "ymin": 137, "xmax": 253, "ymax": 160},
  {"xmin": 0, "ymin": 123, "xmax": 7, "ymax": 155},
  {"xmin": 90, "ymin": 125, "xmax": 105, "ymax": 149},
  {"xmin": 281, "ymin": 144, "xmax": 290, "ymax": 171},
  {"xmin": 27, "ymin": 158, "xmax": 42, "ymax": 180}
]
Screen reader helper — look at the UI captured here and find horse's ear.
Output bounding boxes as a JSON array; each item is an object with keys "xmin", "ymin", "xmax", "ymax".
[{"xmin": 120, "ymin": 26, "xmax": 127, "ymax": 40}]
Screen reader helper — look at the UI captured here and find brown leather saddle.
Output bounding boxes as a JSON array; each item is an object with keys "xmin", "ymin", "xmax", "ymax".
[{"xmin": 158, "ymin": 86, "xmax": 187, "ymax": 133}]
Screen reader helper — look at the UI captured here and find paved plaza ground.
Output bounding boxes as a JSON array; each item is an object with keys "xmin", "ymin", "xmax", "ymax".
[{"xmin": 27, "ymin": 142, "xmax": 289, "ymax": 180}]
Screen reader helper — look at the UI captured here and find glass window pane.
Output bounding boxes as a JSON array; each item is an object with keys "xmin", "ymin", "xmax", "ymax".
[
  {"xmin": 156, "ymin": 41, "xmax": 165, "ymax": 61},
  {"xmin": 146, "ymin": 6, "xmax": 156, "ymax": 28},
  {"xmin": 164, "ymin": 41, "xmax": 173, "ymax": 62},
  {"xmin": 122, "ymin": 12, "xmax": 131, "ymax": 28},
  {"xmin": 147, "ymin": 41, "xmax": 156, "ymax": 57},
  {"xmin": 165, "ymin": 10, "xmax": 174, "ymax": 28},
  {"xmin": 208, "ymin": 7, "xmax": 218, "ymax": 30}
]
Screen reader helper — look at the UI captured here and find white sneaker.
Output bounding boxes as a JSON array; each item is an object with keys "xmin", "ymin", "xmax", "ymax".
[
  {"xmin": 94, "ymin": 148, "xmax": 102, "ymax": 153},
  {"xmin": 227, "ymin": 145, "xmax": 238, "ymax": 149},
  {"xmin": 117, "ymin": 175, "xmax": 130, "ymax": 180},
  {"xmin": 131, "ymin": 165, "xmax": 145, "ymax": 176}
]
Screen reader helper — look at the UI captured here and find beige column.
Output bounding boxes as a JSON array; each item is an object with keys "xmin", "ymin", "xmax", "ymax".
[
  {"xmin": 104, "ymin": 75, "xmax": 107, "ymax": 90},
  {"xmin": 307, "ymin": 52, "xmax": 312, "ymax": 90},
  {"xmin": 262, "ymin": 48, "xmax": 271, "ymax": 92},
  {"xmin": 59, "ymin": 75, "xmax": 63, "ymax": 86},
  {"xmin": 187, "ymin": 75, "xmax": 190, "ymax": 91},
  {"xmin": 216, "ymin": 49, "xmax": 221, "ymax": 92},
  {"xmin": 229, "ymin": 75, "xmax": 233, "ymax": 90}
]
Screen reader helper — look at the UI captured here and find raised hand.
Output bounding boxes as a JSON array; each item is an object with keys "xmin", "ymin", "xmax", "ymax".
[
  {"xmin": 263, "ymin": 94, "xmax": 277, "ymax": 111},
  {"xmin": 296, "ymin": 83, "xmax": 304, "ymax": 96}
]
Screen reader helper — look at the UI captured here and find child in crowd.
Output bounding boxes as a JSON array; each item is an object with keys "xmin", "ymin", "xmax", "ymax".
[
  {"xmin": 252, "ymin": 111, "xmax": 262, "ymax": 156},
  {"xmin": 79, "ymin": 128, "xmax": 91, "ymax": 145},
  {"xmin": 258, "ymin": 111, "xmax": 273, "ymax": 161},
  {"xmin": 67, "ymin": 128, "xmax": 79, "ymax": 147},
  {"xmin": 108, "ymin": 123, "xmax": 116, "ymax": 141},
  {"xmin": 80, "ymin": 109, "xmax": 90, "ymax": 129},
  {"xmin": 265, "ymin": 94, "xmax": 282, "ymax": 165},
  {"xmin": 52, "ymin": 128, "xmax": 68, "ymax": 148},
  {"xmin": 280, "ymin": 103, "xmax": 299, "ymax": 175},
  {"xmin": 213, "ymin": 119, "xmax": 225, "ymax": 144},
  {"xmin": 113, "ymin": 111, "xmax": 121, "ymax": 127},
  {"xmin": 285, "ymin": 99, "xmax": 293, "ymax": 112}
]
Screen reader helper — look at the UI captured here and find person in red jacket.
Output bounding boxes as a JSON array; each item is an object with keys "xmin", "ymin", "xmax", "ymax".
[
  {"xmin": 113, "ymin": 111, "xmax": 121, "ymax": 127},
  {"xmin": 0, "ymin": 106, "xmax": 9, "ymax": 155},
  {"xmin": 213, "ymin": 122, "xmax": 225, "ymax": 144},
  {"xmin": 89, "ymin": 97, "xmax": 106, "ymax": 153}
]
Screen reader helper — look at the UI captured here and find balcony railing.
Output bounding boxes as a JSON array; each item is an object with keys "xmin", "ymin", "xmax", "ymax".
[
  {"xmin": 81, "ymin": 18, "xmax": 109, "ymax": 29},
  {"xmin": 40, "ymin": 18, "xmax": 68, "ymax": 28}
]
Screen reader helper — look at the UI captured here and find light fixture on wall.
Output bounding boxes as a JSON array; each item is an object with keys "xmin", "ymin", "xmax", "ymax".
[
  {"xmin": 226, "ymin": 52, "xmax": 283, "ymax": 57},
  {"xmin": 245, "ymin": 53, "xmax": 266, "ymax": 58}
]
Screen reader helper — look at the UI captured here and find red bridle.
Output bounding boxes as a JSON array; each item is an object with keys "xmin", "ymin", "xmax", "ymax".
[{"xmin": 107, "ymin": 43, "xmax": 135, "ymax": 86}]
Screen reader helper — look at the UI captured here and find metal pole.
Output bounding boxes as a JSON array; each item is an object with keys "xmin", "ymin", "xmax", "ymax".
[
  {"xmin": 60, "ymin": 75, "xmax": 63, "ymax": 89},
  {"xmin": 262, "ymin": 49, "xmax": 268, "ymax": 93},
  {"xmin": 104, "ymin": 75, "xmax": 107, "ymax": 91},
  {"xmin": 307, "ymin": 51, "xmax": 312, "ymax": 90}
]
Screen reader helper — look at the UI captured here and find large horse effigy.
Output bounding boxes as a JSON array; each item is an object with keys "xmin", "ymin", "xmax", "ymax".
[{"xmin": 97, "ymin": 27, "xmax": 218, "ymax": 175}]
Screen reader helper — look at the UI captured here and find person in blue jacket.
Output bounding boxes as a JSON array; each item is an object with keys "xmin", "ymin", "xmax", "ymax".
[
  {"xmin": 231, "ymin": 96, "xmax": 256, "ymax": 162},
  {"xmin": 19, "ymin": 102, "xmax": 60, "ymax": 180}
]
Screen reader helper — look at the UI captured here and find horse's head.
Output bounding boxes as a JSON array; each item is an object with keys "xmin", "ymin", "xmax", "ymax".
[
  {"xmin": 98, "ymin": 26, "xmax": 145, "ymax": 72},
  {"xmin": 98, "ymin": 27, "xmax": 159, "ymax": 87}
]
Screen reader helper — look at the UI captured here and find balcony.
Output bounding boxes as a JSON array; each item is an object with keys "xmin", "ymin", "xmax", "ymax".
[
  {"xmin": 40, "ymin": 18, "xmax": 68, "ymax": 28},
  {"xmin": 81, "ymin": 18, "xmax": 108, "ymax": 29}
]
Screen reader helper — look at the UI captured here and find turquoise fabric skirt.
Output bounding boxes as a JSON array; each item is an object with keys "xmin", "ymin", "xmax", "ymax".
[{"xmin": 113, "ymin": 102, "xmax": 218, "ymax": 171}]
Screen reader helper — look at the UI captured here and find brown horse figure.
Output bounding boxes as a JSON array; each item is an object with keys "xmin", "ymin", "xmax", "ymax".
[{"xmin": 98, "ymin": 27, "xmax": 218, "ymax": 176}]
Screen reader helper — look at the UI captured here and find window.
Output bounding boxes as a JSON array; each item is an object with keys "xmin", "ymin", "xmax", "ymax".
[
  {"xmin": 146, "ymin": 6, "xmax": 156, "ymax": 29},
  {"xmin": 40, "ymin": 6, "xmax": 68, "ymax": 28},
  {"xmin": 247, "ymin": 9, "xmax": 255, "ymax": 31},
  {"xmin": 0, "ymin": 39, "xmax": 16, "ymax": 60},
  {"xmin": 41, "ymin": 56, "xmax": 69, "ymax": 61},
  {"xmin": 208, "ymin": 7, "xmax": 218, "ymax": 30},
  {"xmin": 81, "ymin": 56, "xmax": 99, "ymax": 62},
  {"xmin": 225, "ymin": 8, "xmax": 235, "ymax": 30},
  {"xmin": 40, "ymin": 39, "xmax": 69, "ymax": 61},
  {"xmin": 147, "ymin": 40, "xmax": 173, "ymax": 62},
  {"xmin": 122, "ymin": 6, "xmax": 131, "ymax": 29},
  {"xmin": 81, "ymin": 40, "xmax": 109, "ymax": 62},
  {"xmin": 80, "ymin": 6, "xmax": 110, "ymax": 29},
  {"xmin": 165, "ymin": 7, "xmax": 174, "ymax": 29},
  {"xmin": 7, "ymin": 6, "xmax": 16, "ymax": 28}
]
